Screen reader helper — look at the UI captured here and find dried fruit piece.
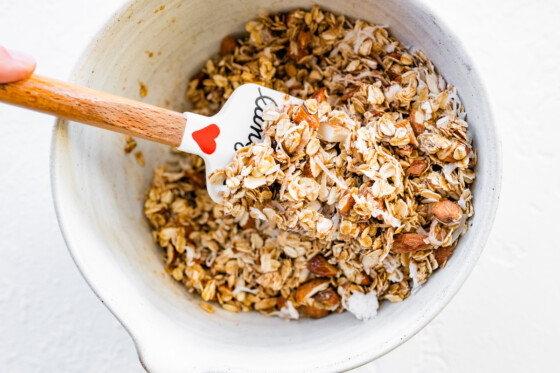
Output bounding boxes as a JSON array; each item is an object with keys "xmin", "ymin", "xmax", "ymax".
[
  {"xmin": 317, "ymin": 122, "xmax": 350, "ymax": 142},
  {"xmin": 306, "ymin": 255, "xmax": 338, "ymax": 277},
  {"xmin": 392, "ymin": 233, "xmax": 429, "ymax": 253},
  {"xmin": 434, "ymin": 246, "xmax": 454, "ymax": 267},
  {"xmin": 432, "ymin": 200, "xmax": 463, "ymax": 224},
  {"xmin": 220, "ymin": 36, "xmax": 237, "ymax": 55},
  {"xmin": 295, "ymin": 278, "xmax": 330, "ymax": 304},
  {"xmin": 408, "ymin": 160, "xmax": 428, "ymax": 175}
]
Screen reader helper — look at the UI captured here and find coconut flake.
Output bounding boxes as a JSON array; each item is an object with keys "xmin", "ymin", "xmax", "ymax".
[
  {"xmin": 249, "ymin": 207, "xmax": 267, "ymax": 221},
  {"xmin": 279, "ymin": 164, "xmax": 296, "ymax": 198},
  {"xmin": 232, "ymin": 277, "xmax": 258, "ymax": 296},
  {"xmin": 314, "ymin": 157, "xmax": 348, "ymax": 190},
  {"xmin": 383, "ymin": 255, "xmax": 404, "ymax": 282},
  {"xmin": 442, "ymin": 162, "xmax": 459, "ymax": 184},
  {"xmin": 421, "ymin": 101, "xmax": 433, "ymax": 118},
  {"xmin": 449, "ymin": 213, "xmax": 467, "ymax": 245},
  {"xmin": 344, "ymin": 291, "xmax": 379, "ymax": 321},
  {"xmin": 269, "ymin": 300, "xmax": 300, "ymax": 320},
  {"xmin": 380, "ymin": 210, "xmax": 401, "ymax": 228},
  {"xmin": 385, "ymin": 83, "xmax": 403, "ymax": 102},
  {"xmin": 409, "ymin": 260, "xmax": 421, "ymax": 290},
  {"xmin": 427, "ymin": 220, "xmax": 443, "ymax": 246}
]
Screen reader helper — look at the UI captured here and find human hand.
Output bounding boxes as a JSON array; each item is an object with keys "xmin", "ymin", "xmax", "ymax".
[{"xmin": 0, "ymin": 46, "xmax": 36, "ymax": 83}]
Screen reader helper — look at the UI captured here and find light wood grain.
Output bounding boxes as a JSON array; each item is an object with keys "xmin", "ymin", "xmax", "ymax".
[{"xmin": 0, "ymin": 75, "xmax": 186, "ymax": 147}]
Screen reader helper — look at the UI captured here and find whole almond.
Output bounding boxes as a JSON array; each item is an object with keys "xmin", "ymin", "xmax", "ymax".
[
  {"xmin": 306, "ymin": 255, "xmax": 338, "ymax": 277},
  {"xmin": 392, "ymin": 233, "xmax": 429, "ymax": 253},
  {"xmin": 432, "ymin": 200, "xmax": 463, "ymax": 224},
  {"xmin": 355, "ymin": 271, "xmax": 373, "ymax": 285},
  {"xmin": 313, "ymin": 287, "xmax": 341, "ymax": 308},
  {"xmin": 311, "ymin": 87, "xmax": 328, "ymax": 103},
  {"xmin": 408, "ymin": 159, "xmax": 428, "ymax": 176},
  {"xmin": 434, "ymin": 246, "xmax": 454, "ymax": 267},
  {"xmin": 297, "ymin": 30, "xmax": 312, "ymax": 50},
  {"xmin": 317, "ymin": 121, "xmax": 351, "ymax": 142},
  {"xmin": 303, "ymin": 157, "xmax": 321, "ymax": 178},
  {"xmin": 303, "ymin": 160, "xmax": 313, "ymax": 177},
  {"xmin": 399, "ymin": 144, "xmax": 414, "ymax": 156},
  {"xmin": 287, "ymin": 31, "xmax": 311, "ymax": 61},
  {"xmin": 292, "ymin": 105, "xmax": 319, "ymax": 129},
  {"xmin": 338, "ymin": 193, "xmax": 355, "ymax": 215},
  {"xmin": 220, "ymin": 36, "xmax": 237, "ymax": 55},
  {"xmin": 277, "ymin": 296, "xmax": 288, "ymax": 310},
  {"xmin": 295, "ymin": 279, "xmax": 330, "ymax": 304},
  {"xmin": 304, "ymin": 304, "xmax": 329, "ymax": 318},
  {"xmin": 437, "ymin": 140, "xmax": 471, "ymax": 162},
  {"xmin": 240, "ymin": 217, "xmax": 256, "ymax": 229}
]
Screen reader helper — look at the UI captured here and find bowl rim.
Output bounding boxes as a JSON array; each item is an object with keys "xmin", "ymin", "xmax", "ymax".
[{"xmin": 50, "ymin": 0, "xmax": 502, "ymax": 371}]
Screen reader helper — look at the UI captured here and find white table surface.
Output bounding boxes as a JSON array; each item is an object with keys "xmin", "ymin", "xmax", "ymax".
[{"xmin": 1, "ymin": 0, "xmax": 558, "ymax": 372}]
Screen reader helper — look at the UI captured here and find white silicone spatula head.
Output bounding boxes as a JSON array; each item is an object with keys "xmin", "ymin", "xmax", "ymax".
[
  {"xmin": 177, "ymin": 83, "xmax": 302, "ymax": 202},
  {"xmin": 0, "ymin": 76, "xmax": 301, "ymax": 203}
]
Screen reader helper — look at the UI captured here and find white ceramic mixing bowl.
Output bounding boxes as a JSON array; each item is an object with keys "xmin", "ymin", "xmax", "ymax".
[{"xmin": 51, "ymin": 0, "xmax": 501, "ymax": 371}]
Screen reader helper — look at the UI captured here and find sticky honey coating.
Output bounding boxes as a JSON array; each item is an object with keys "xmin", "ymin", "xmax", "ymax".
[{"xmin": 144, "ymin": 6, "xmax": 476, "ymax": 320}]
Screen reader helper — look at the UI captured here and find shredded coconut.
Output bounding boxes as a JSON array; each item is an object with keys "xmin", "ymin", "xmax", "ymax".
[{"xmin": 344, "ymin": 291, "xmax": 379, "ymax": 321}]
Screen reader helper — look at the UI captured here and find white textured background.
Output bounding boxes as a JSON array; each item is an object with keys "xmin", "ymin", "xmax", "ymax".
[{"xmin": 0, "ymin": 0, "xmax": 558, "ymax": 372}]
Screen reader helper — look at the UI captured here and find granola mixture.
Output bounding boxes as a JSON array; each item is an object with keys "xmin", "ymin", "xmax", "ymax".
[{"xmin": 144, "ymin": 6, "xmax": 476, "ymax": 320}]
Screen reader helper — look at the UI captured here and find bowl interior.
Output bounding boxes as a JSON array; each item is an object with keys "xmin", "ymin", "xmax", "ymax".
[{"xmin": 51, "ymin": 0, "xmax": 500, "ymax": 372}]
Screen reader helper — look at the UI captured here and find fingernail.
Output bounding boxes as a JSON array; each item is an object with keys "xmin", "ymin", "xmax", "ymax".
[{"xmin": 7, "ymin": 49, "xmax": 36, "ymax": 68}]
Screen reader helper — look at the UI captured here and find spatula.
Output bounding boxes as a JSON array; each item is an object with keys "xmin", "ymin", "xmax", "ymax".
[{"xmin": 0, "ymin": 75, "xmax": 302, "ymax": 202}]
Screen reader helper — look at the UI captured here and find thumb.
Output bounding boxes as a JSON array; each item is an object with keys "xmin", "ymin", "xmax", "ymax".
[{"xmin": 0, "ymin": 46, "xmax": 36, "ymax": 83}]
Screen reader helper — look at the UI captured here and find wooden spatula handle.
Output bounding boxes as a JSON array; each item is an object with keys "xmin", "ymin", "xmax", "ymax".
[{"xmin": 0, "ymin": 74, "xmax": 186, "ymax": 147}]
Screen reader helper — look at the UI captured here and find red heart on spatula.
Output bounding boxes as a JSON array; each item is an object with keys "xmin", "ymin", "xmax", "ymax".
[{"xmin": 192, "ymin": 124, "xmax": 220, "ymax": 155}]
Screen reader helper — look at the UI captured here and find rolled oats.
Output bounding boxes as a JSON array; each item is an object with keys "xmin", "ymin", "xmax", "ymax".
[{"xmin": 144, "ymin": 6, "xmax": 476, "ymax": 320}]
